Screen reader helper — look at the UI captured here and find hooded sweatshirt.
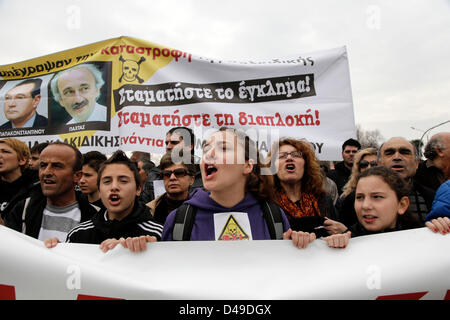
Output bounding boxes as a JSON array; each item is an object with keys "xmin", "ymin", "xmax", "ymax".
[
  {"xmin": 66, "ymin": 200, "xmax": 163, "ymax": 244},
  {"xmin": 162, "ymin": 189, "xmax": 290, "ymax": 241}
]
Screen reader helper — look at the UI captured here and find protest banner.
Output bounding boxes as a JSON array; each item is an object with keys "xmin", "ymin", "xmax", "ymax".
[
  {"xmin": 0, "ymin": 36, "xmax": 355, "ymax": 160},
  {"xmin": 1, "ymin": 225, "xmax": 449, "ymax": 300}
]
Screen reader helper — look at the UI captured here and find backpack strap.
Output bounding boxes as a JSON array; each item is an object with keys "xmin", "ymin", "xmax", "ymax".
[
  {"xmin": 172, "ymin": 203, "xmax": 197, "ymax": 241},
  {"xmin": 261, "ymin": 201, "xmax": 284, "ymax": 240}
]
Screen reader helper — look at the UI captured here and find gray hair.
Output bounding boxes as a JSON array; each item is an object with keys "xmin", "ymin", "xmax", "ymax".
[
  {"xmin": 50, "ymin": 64, "xmax": 105, "ymax": 102},
  {"xmin": 424, "ymin": 135, "xmax": 446, "ymax": 160}
]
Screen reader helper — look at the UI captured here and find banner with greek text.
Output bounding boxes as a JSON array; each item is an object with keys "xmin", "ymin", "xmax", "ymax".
[
  {"xmin": 0, "ymin": 37, "xmax": 355, "ymax": 159},
  {"xmin": 0, "ymin": 225, "xmax": 449, "ymax": 300}
]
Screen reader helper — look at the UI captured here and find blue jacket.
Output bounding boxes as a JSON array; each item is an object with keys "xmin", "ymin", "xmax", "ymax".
[{"xmin": 425, "ymin": 180, "xmax": 450, "ymax": 221}]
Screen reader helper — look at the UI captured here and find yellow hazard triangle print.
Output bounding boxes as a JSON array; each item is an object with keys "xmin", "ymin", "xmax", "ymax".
[{"xmin": 218, "ymin": 215, "xmax": 250, "ymax": 241}]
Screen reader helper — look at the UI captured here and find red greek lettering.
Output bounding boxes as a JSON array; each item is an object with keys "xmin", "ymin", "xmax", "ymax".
[{"xmin": 239, "ymin": 112, "xmax": 247, "ymax": 125}]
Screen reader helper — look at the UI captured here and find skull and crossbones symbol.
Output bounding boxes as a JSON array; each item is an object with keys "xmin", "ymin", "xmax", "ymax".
[{"xmin": 119, "ymin": 55, "xmax": 146, "ymax": 83}]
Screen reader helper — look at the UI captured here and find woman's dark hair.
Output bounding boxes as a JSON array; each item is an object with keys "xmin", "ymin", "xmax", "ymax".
[
  {"xmin": 97, "ymin": 150, "xmax": 141, "ymax": 190},
  {"xmin": 30, "ymin": 142, "xmax": 49, "ymax": 155},
  {"xmin": 355, "ymin": 166, "xmax": 410, "ymax": 201}
]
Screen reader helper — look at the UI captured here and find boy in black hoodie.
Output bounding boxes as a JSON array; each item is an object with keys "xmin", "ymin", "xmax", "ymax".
[{"xmin": 46, "ymin": 150, "xmax": 163, "ymax": 249}]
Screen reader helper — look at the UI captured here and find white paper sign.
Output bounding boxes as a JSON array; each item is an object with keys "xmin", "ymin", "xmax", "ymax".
[
  {"xmin": 152, "ymin": 180, "xmax": 165, "ymax": 199},
  {"xmin": 213, "ymin": 212, "xmax": 253, "ymax": 241}
]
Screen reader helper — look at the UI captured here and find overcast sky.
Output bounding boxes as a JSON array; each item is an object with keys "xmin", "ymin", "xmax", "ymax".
[{"xmin": 0, "ymin": 0, "xmax": 449, "ymax": 145}]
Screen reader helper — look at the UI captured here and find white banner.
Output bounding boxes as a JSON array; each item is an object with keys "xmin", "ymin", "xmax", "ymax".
[
  {"xmin": 117, "ymin": 45, "xmax": 355, "ymax": 160},
  {"xmin": 0, "ymin": 37, "xmax": 355, "ymax": 160},
  {"xmin": 1, "ymin": 225, "xmax": 448, "ymax": 300}
]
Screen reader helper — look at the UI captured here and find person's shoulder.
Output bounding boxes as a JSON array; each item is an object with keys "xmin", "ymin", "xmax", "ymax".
[
  {"xmin": 76, "ymin": 192, "xmax": 102, "ymax": 220},
  {"xmin": 327, "ymin": 163, "xmax": 345, "ymax": 177},
  {"xmin": 87, "ymin": 103, "xmax": 107, "ymax": 122},
  {"xmin": 133, "ymin": 203, "xmax": 164, "ymax": 239},
  {"xmin": 0, "ymin": 121, "xmax": 12, "ymax": 129},
  {"xmin": 97, "ymin": 103, "xmax": 107, "ymax": 113},
  {"xmin": 413, "ymin": 178, "xmax": 436, "ymax": 200},
  {"xmin": 146, "ymin": 193, "xmax": 165, "ymax": 212},
  {"xmin": 33, "ymin": 113, "xmax": 48, "ymax": 126},
  {"xmin": 21, "ymin": 169, "xmax": 40, "ymax": 184},
  {"xmin": 136, "ymin": 219, "xmax": 164, "ymax": 239},
  {"xmin": 66, "ymin": 220, "xmax": 96, "ymax": 243},
  {"xmin": 426, "ymin": 181, "xmax": 450, "ymax": 221},
  {"xmin": 436, "ymin": 180, "xmax": 450, "ymax": 192}
]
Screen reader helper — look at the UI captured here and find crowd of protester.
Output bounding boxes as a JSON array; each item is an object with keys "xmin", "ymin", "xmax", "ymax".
[{"xmin": 0, "ymin": 127, "xmax": 449, "ymax": 253}]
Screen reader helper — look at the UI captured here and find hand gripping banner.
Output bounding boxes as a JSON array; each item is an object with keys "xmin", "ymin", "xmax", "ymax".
[{"xmin": 0, "ymin": 225, "xmax": 449, "ymax": 300}]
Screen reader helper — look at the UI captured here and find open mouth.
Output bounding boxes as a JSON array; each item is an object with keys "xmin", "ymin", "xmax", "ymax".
[
  {"xmin": 109, "ymin": 194, "xmax": 121, "ymax": 205},
  {"xmin": 204, "ymin": 164, "xmax": 218, "ymax": 178},
  {"xmin": 391, "ymin": 164, "xmax": 404, "ymax": 171},
  {"xmin": 43, "ymin": 179, "xmax": 56, "ymax": 185},
  {"xmin": 285, "ymin": 163, "xmax": 296, "ymax": 172}
]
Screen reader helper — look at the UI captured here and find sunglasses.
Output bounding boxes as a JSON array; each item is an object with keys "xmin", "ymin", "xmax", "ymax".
[
  {"xmin": 278, "ymin": 151, "xmax": 303, "ymax": 160},
  {"xmin": 161, "ymin": 168, "xmax": 190, "ymax": 179},
  {"xmin": 359, "ymin": 160, "xmax": 378, "ymax": 169}
]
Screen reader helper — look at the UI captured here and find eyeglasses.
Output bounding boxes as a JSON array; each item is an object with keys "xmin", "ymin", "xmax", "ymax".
[
  {"xmin": 161, "ymin": 168, "xmax": 189, "ymax": 179},
  {"xmin": 344, "ymin": 150, "xmax": 358, "ymax": 154},
  {"xmin": 359, "ymin": 160, "xmax": 378, "ymax": 169},
  {"xmin": 278, "ymin": 151, "xmax": 303, "ymax": 159}
]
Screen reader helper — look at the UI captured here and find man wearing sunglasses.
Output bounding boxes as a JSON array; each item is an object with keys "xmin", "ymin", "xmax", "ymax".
[
  {"xmin": 327, "ymin": 138, "xmax": 361, "ymax": 196},
  {"xmin": 146, "ymin": 151, "xmax": 196, "ymax": 225}
]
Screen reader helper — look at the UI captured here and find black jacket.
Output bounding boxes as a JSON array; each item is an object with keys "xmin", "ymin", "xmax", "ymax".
[
  {"xmin": 336, "ymin": 191, "xmax": 358, "ymax": 228},
  {"xmin": 411, "ymin": 178, "xmax": 436, "ymax": 223},
  {"xmin": 0, "ymin": 169, "xmax": 39, "ymax": 220},
  {"xmin": 66, "ymin": 200, "xmax": 163, "ymax": 244},
  {"xmin": 327, "ymin": 161, "xmax": 352, "ymax": 196},
  {"xmin": 4, "ymin": 185, "xmax": 98, "ymax": 239},
  {"xmin": 414, "ymin": 160, "xmax": 445, "ymax": 192}
]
